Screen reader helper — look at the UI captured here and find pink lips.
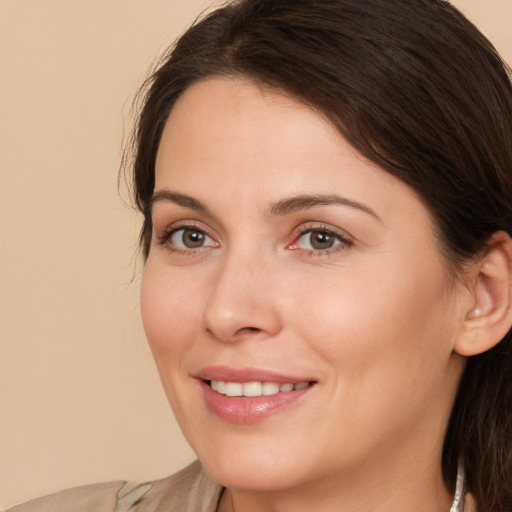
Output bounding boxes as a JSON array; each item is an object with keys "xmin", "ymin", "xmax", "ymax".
[{"xmin": 196, "ymin": 366, "xmax": 315, "ymax": 424}]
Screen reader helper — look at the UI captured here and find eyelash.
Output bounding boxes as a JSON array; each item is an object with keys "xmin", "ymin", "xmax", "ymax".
[
  {"xmin": 156, "ymin": 223, "xmax": 217, "ymax": 254},
  {"xmin": 289, "ymin": 224, "xmax": 353, "ymax": 256},
  {"xmin": 155, "ymin": 222, "xmax": 353, "ymax": 256}
]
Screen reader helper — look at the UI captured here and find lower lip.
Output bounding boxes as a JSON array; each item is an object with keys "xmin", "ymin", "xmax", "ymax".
[{"xmin": 199, "ymin": 381, "xmax": 314, "ymax": 424}]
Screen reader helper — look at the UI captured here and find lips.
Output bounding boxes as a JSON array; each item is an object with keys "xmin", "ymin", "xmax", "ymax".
[{"xmin": 196, "ymin": 366, "xmax": 316, "ymax": 423}]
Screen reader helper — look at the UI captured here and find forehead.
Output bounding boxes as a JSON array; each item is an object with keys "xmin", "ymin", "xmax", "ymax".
[
  {"xmin": 158, "ymin": 77, "xmax": 336, "ymax": 165},
  {"xmin": 156, "ymin": 77, "xmax": 389, "ymax": 193}
]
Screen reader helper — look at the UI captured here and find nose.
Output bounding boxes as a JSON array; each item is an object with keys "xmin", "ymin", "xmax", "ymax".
[{"xmin": 202, "ymin": 251, "xmax": 282, "ymax": 343}]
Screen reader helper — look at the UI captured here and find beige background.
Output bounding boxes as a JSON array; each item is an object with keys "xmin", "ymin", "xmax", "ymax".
[{"xmin": 0, "ymin": 0, "xmax": 511, "ymax": 508}]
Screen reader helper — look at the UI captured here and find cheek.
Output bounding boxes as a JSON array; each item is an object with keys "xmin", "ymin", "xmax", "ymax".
[
  {"xmin": 140, "ymin": 261, "xmax": 211, "ymax": 429},
  {"xmin": 287, "ymin": 260, "xmax": 456, "ymax": 385},
  {"xmin": 283, "ymin": 264, "xmax": 458, "ymax": 452},
  {"xmin": 140, "ymin": 262, "xmax": 203, "ymax": 361}
]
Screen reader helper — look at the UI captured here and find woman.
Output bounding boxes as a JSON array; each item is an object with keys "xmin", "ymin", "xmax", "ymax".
[{"xmin": 7, "ymin": 0, "xmax": 512, "ymax": 511}]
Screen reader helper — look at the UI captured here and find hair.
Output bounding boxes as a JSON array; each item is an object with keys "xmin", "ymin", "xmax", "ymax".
[{"xmin": 128, "ymin": 0, "xmax": 512, "ymax": 509}]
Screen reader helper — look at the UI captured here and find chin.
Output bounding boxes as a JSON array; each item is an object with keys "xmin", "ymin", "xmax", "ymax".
[
  {"xmin": 187, "ymin": 426, "xmax": 322, "ymax": 492},
  {"xmin": 201, "ymin": 452, "xmax": 304, "ymax": 492}
]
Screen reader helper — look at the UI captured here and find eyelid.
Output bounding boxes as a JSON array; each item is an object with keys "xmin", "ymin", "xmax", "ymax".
[
  {"xmin": 155, "ymin": 220, "xmax": 220, "ymax": 250},
  {"xmin": 287, "ymin": 222, "xmax": 353, "ymax": 253}
]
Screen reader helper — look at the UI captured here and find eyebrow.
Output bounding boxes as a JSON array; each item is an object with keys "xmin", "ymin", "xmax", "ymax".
[
  {"xmin": 150, "ymin": 190, "xmax": 211, "ymax": 214},
  {"xmin": 268, "ymin": 194, "xmax": 381, "ymax": 221},
  {"xmin": 150, "ymin": 189, "xmax": 381, "ymax": 221}
]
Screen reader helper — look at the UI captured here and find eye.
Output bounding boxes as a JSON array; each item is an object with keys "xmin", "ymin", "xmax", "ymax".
[
  {"xmin": 301, "ymin": 230, "xmax": 339, "ymax": 250},
  {"xmin": 169, "ymin": 227, "xmax": 215, "ymax": 249},
  {"xmin": 158, "ymin": 226, "xmax": 218, "ymax": 251},
  {"xmin": 289, "ymin": 226, "xmax": 352, "ymax": 253}
]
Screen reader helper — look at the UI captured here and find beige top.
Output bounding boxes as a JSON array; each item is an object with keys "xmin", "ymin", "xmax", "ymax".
[
  {"xmin": 5, "ymin": 461, "xmax": 223, "ymax": 512},
  {"xmin": 5, "ymin": 461, "xmax": 477, "ymax": 512}
]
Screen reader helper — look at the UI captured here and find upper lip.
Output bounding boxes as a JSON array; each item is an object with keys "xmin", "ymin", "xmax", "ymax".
[{"xmin": 196, "ymin": 366, "xmax": 315, "ymax": 384}]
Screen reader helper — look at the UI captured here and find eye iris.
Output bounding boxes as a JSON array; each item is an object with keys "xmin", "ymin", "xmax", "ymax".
[
  {"xmin": 310, "ymin": 231, "xmax": 335, "ymax": 250},
  {"xmin": 183, "ymin": 229, "xmax": 205, "ymax": 248}
]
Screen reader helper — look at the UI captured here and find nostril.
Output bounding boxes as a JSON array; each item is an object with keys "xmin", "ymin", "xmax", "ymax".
[{"xmin": 236, "ymin": 326, "xmax": 261, "ymax": 335}]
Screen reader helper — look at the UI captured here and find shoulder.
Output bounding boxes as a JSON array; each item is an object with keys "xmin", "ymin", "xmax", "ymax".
[
  {"xmin": 135, "ymin": 460, "xmax": 223, "ymax": 512},
  {"xmin": 5, "ymin": 461, "xmax": 223, "ymax": 512},
  {"xmin": 4, "ymin": 480, "xmax": 125, "ymax": 512}
]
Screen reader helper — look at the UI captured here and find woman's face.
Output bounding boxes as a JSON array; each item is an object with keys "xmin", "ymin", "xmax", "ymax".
[{"xmin": 141, "ymin": 77, "xmax": 467, "ymax": 492}]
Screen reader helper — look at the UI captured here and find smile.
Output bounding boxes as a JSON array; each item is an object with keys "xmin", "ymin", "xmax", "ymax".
[
  {"xmin": 209, "ymin": 380, "xmax": 311, "ymax": 397},
  {"xmin": 200, "ymin": 379, "xmax": 315, "ymax": 424}
]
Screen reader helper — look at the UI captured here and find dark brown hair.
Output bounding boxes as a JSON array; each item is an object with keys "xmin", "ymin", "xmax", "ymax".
[{"xmin": 129, "ymin": 1, "xmax": 512, "ymax": 509}]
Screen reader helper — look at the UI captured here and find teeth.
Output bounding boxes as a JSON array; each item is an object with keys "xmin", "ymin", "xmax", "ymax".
[
  {"xmin": 209, "ymin": 380, "xmax": 310, "ymax": 397},
  {"xmin": 225, "ymin": 382, "xmax": 243, "ymax": 397},
  {"xmin": 262, "ymin": 382, "xmax": 280, "ymax": 396},
  {"xmin": 243, "ymin": 382, "xmax": 263, "ymax": 397},
  {"xmin": 210, "ymin": 380, "xmax": 226, "ymax": 393}
]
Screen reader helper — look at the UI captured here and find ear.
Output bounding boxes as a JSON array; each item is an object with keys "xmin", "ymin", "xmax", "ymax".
[{"xmin": 455, "ymin": 231, "xmax": 512, "ymax": 357}]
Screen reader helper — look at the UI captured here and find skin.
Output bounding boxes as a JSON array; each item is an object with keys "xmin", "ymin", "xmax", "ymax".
[{"xmin": 141, "ymin": 77, "xmax": 472, "ymax": 512}]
